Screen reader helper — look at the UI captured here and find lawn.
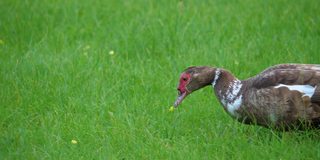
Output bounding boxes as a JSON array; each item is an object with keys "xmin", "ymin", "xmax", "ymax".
[{"xmin": 1, "ymin": 0, "xmax": 320, "ymax": 159}]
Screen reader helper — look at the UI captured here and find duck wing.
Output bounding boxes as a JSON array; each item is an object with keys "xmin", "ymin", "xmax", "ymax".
[
  {"xmin": 260, "ymin": 64, "xmax": 320, "ymax": 75},
  {"xmin": 241, "ymin": 64, "xmax": 320, "ymax": 128},
  {"xmin": 249, "ymin": 64, "xmax": 320, "ymax": 104},
  {"xmin": 311, "ymin": 86, "xmax": 320, "ymax": 104}
]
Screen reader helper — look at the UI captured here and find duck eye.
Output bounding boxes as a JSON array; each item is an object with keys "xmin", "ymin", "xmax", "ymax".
[{"xmin": 182, "ymin": 77, "xmax": 188, "ymax": 81}]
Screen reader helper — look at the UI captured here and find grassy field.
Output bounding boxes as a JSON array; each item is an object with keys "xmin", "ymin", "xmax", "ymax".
[{"xmin": 1, "ymin": 0, "xmax": 320, "ymax": 159}]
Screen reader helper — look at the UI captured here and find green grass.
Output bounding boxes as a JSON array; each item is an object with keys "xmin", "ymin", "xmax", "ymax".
[{"xmin": 1, "ymin": 0, "xmax": 320, "ymax": 159}]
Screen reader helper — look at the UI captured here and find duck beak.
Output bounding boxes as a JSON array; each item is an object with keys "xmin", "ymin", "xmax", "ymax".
[{"xmin": 174, "ymin": 91, "xmax": 188, "ymax": 108}]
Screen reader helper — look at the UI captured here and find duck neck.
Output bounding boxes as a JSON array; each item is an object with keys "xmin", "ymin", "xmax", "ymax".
[{"xmin": 212, "ymin": 69, "xmax": 243, "ymax": 116}]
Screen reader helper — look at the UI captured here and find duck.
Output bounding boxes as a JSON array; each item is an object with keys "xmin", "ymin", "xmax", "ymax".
[{"xmin": 173, "ymin": 64, "xmax": 320, "ymax": 130}]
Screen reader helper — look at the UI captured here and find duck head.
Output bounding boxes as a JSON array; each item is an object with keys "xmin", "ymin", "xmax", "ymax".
[{"xmin": 174, "ymin": 66, "xmax": 215, "ymax": 107}]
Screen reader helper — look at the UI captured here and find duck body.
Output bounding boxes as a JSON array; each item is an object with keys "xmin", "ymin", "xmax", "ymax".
[{"xmin": 174, "ymin": 64, "xmax": 320, "ymax": 130}]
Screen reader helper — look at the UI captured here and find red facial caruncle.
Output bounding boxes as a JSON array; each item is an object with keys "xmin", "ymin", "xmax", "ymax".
[
  {"xmin": 174, "ymin": 73, "xmax": 191, "ymax": 107},
  {"xmin": 177, "ymin": 73, "xmax": 191, "ymax": 94}
]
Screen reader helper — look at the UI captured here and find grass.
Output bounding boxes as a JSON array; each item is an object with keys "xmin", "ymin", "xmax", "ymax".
[{"xmin": 1, "ymin": 0, "xmax": 320, "ymax": 159}]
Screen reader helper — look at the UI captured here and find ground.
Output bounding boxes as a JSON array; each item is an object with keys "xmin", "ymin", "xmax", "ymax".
[{"xmin": 0, "ymin": 0, "xmax": 320, "ymax": 159}]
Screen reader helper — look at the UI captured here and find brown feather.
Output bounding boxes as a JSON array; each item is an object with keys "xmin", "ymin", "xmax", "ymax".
[
  {"xmin": 250, "ymin": 64, "xmax": 320, "ymax": 88},
  {"xmin": 311, "ymin": 85, "xmax": 320, "ymax": 104}
]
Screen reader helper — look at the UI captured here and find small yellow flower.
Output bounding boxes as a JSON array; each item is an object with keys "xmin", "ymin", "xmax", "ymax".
[
  {"xmin": 109, "ymin": 50, "xmax": 115, "ymax": 55},
  {"xmin": 169, "ymin": 106, "xmax": 175, "ymax": 112},
  {"xmin": 71, "ymin": 139, "xmax": 78, "ymax": 144}
]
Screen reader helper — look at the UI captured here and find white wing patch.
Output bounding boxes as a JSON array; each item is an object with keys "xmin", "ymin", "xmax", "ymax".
[
  {"xmin": 274, "ymin": 84, "xmax": 316, "ymax": 98},
  {"xmin": 310, "ymin": 66, "xmax": 320, "ymax": 71}
]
